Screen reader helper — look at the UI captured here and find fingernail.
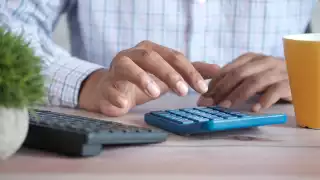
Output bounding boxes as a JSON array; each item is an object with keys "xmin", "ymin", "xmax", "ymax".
[
  {"xmin": 146, "ymin": 81, "xmax": 160, "ymax": 97},
  {"xmin": 197, "ymin": 80, "xmax": 208, "ymax": 93},
  {"xmin": 197, "ymin": 96, "xmax": 214, "ymax": 106},
  {"xmin": 219, "ymin": 100, "xmax": 232, "ymax": 108},
  {"xmin": 176, "ymin": 81, "xmax": 188, "ymax": 96},
  {"xmin": 252, "ymin": 103, "xmax": 262, "ymax": 112}
]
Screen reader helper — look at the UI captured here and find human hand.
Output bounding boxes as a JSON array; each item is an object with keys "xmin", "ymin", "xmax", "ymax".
[
  {"xmin": 197, "ymin": 52, "xmax": 292, "ymax": 112},
  {"xmin": 79, "ymin": 40, "xmax": 220, "ymax": 116}
]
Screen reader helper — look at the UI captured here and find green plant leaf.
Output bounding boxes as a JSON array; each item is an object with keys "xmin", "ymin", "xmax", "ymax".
[{"xmin": 0, "ymin": 28, "xmax": 45, "ymax": 109}]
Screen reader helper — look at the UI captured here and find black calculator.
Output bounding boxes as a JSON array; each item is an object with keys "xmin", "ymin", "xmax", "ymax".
[{"xmin": 23, "ymin": 109, "xmax": 168, "ymax": 157}]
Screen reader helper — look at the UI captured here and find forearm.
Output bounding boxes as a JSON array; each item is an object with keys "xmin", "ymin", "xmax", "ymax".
[{"xmin": 0, "ymin": 0, "xmax": 103, "ymax": 108}]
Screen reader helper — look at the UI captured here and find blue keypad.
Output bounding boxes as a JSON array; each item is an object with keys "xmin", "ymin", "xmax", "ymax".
[
  {"xmin": 151, "ymin": 106, "xmax": 251, "ymax": 125},
  {"xmin": 209, "ymin": 107, "xmax": 248, "ymax": 117},
  {"xmin": 182, "ymin": 109, "xmax": 221, "ymax": 120},
  {"xmin": 153, "ymin": 111, "xmax": 194, "ymax": 124},
  {"xmin": 166, "ymin": 110, "xmax": 210, "ymax": 123}
]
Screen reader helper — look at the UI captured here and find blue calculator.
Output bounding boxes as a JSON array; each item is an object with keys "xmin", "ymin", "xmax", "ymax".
[{"xmin": 144, "ymin": 106, "xmax": 287, "ymax": 135}]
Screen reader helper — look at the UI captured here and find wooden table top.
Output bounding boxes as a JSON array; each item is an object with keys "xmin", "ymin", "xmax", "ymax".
[{"xmin": 1, "ymin": 93, "xmax": 320, "ymax": 180}]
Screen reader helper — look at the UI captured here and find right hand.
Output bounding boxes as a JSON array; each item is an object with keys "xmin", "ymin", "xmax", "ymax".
[{"xmin": 79, "ymin": 40, "xmax": 220, "ymax": 117}]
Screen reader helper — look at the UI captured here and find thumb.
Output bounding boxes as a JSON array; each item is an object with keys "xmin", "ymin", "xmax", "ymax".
[{"xmin": 192, "ymin": 61, "xmax": 221, "ymax": 79}]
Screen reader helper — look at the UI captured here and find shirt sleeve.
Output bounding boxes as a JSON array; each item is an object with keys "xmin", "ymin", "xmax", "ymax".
[{"xmin": 0, "ymin": 0, "xmax": 103, "ymax": 108}]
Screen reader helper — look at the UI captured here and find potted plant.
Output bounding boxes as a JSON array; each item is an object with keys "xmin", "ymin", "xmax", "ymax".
[{"xmin": 0, "ymin": 28, "xmax": 45, "ymax": 160}]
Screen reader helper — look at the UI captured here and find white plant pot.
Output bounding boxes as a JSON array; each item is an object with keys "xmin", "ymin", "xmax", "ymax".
[{"xmin": 0, "ymin": 107, "xmax": 29, "ymax": 160}]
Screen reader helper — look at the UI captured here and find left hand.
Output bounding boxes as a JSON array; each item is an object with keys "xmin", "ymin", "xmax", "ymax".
[{"xmin": 197, "ymin": 52, "xmax": 292, "ymax": 112}]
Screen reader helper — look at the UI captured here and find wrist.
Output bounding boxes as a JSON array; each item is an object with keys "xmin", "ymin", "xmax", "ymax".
[{"xmin": 78, "ymin": 68, "xmax": 108, "ymax": 107}]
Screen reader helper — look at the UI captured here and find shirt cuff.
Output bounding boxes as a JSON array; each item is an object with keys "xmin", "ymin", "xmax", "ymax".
[{"xmin": 45, "ymin": 57, "xmax": 103, "ymax": 108}]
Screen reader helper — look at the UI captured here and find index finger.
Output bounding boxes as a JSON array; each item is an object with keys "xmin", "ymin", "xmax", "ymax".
[
  {"xmin": 203, "ymin": 52, "xmax": 262, "ymax": 97},
  {"xmin": 220, "ymin": 52, "xmax": 262, "ymax": 75},
  {"xmin": 137, "ymin": 41, "xmax": 208, "ymax": 94}
]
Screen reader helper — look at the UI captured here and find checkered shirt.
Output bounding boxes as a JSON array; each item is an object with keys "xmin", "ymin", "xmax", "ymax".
[{"xmin": 0, "ymin": 0, "xmax": 316, "ymax": 107}]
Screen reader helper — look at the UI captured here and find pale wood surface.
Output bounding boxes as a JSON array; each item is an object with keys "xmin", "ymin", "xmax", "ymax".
[{"xmin": 1, "ymin": 93, "xmax": 320, "ymax": 180}]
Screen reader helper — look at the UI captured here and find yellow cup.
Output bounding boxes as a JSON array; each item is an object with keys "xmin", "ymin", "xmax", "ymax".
[{"xmin": 283, "ymin": 34, "xmax": 320, "ymax": 129}]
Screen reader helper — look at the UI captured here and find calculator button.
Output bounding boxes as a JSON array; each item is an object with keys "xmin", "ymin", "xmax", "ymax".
[
  {"xmin": 167, "ymin": 110, "xmax": 209, "ymax": 123},
  {"xmin": 210, "ymin": 106, "xmax": 227, "ymax": 111},
  {"xmin": 197, "ymin": 108, "xmax": 243, "ymax": 120},
  {"xmin": 172, "ymin": 117, "xmax": 194, "ymax": 124},
  {"xmin": 187, "ymin": 115, "xmax": 210, "ymax": 122},
  {"xmin": 167, "ymin": 110, "xmax": 188, "ymax": 116},
  {"xmin": 217, "ymin": 113, "xmax": 234, "ymax": 119},
  {"xmin": 153, "ymin": 111, "xmax": 194, "ymax": 124},
  {"xmin": 208, "ymin": 107, "xmax": 250, "ymax": 118},
  {"xmin": 182, "ymin": 109, "xmax": 219, "ymax": 119},
  {"xmin": 155, "ymin": 113, "xmax": 172, "ymax": 119},
  {"xmin": 197, "ymin": 108, "xmax": 220, "ymax": 116}
]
